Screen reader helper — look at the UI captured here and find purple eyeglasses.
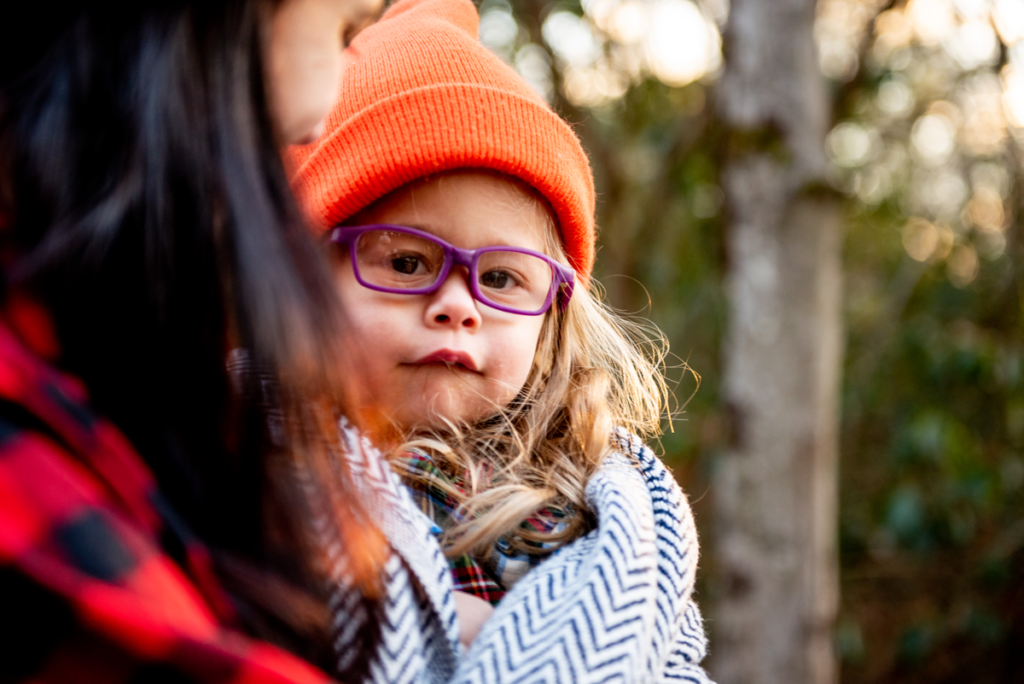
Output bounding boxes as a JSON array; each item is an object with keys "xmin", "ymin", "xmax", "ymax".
[{"xmin": 329, "ymin": 224, "xmax": 575, "ymax": 315}]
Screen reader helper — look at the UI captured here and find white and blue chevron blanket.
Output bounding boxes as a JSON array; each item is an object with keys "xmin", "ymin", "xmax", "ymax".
[
  {"xmin": 318, "ymin": 421, "xmax": 462, "ymax": 684},
  {"xmin": 454, "ymin": 432, "xmax": 712, "ymax": 683},
  {"xmin": 321, "ymin": 423, "xmax": 712, "ymax": 683}
]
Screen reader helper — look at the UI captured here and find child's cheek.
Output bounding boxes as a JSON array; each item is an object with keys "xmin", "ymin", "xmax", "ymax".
[{"xmin": 489, "ymin": 337, "xmax": 538, "ymax": 405}]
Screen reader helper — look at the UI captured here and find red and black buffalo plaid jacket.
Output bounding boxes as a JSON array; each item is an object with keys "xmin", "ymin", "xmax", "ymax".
[{"xmin": 0, "ymin": 311, "xmax": 333, "ymax": 684}]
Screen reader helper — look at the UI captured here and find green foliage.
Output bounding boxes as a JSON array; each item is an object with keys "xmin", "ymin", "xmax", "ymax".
[{"xmin": 841, "ymin": 188, "xmax": 1024, "ymax": 682}]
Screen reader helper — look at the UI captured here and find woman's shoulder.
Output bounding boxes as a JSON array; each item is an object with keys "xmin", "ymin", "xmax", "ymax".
[{"xmin": 0, "ymin": 320, "xmax": 331, "ymax": 684}]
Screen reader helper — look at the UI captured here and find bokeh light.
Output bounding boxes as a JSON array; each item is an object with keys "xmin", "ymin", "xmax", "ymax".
[
  {"xmin": 993, "ymin": 0, "xmax": 1024, "ymax": 44},
  {"xmin": 943, "ymin": 19, "xmax": 999, "ymax": 70},
  {"xmin": 478, "ymin": 0, "xmax": 729, "ymax": 109},
  {"xmin": 478, "ymin": 0, "xmax": 518, "ymax": 61},
  {"xmin": 903, "ymin": 217, "xmax": 942, "ymax": 262},
  {"xmin": 579, "ymin": 0, "xmax": 721, "ymax": 93},
  {"xmin": 515, "ymin": 44, "xmax": 554, "ymax": 101},
  {"xmin": 872, "ymin": 8, "xmax": 915, "ymax": 65},
  {"xmin": 958, "ymin": 73, "xmax": 1007, "ymax": 155},
  {"xmin": 1000, "ymin": 64, "xmax": 1024, "ymax": 129},
  {"xmin": 878, "ymin": 75, "xmax": 916, "ymax": 116},
  {"xmin": 965, "ymin": 186, "xmax": 1006, "ymax": 232},
  {"xmin": 543, "ymin": 11, "xmax": 601, "ymax": 68},
  {"xmin": 907, "ymin": 0, "xmax": 957, "ymax": 46},
  {"xmin": 827, "ymin": 122, "xmax": 876, "ymax": 167},
  {"xmin": 607, "ymin": 0, "xmax": 648, "ymax": 44},
  {"xmin": 947, "ymin": 243, "xmax": 980, "ymax": 286},
  {"xmin": 642, "ymin": 0, "xmax": 721, "ymax": 86},
  {"xmin": 910, "ymin": 108, "xmax": 958, "ymax": 166}
]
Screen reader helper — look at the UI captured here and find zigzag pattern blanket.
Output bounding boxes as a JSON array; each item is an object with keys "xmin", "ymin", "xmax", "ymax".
[
  {"xmin": 454, "ymin": 433, "xmax": 712, "ymax": 683},
  {"xmin": 321, "ymin": 424, "xmax": 712, "ymax": 683},
  {"xmin": 316, "ymin": 422, "xmax": 461, "ymax": 684}
]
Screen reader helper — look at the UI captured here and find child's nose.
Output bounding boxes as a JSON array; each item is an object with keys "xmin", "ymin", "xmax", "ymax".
[{"xmin": 424, "ymin": 268, "xmax": 481, "ymax": 330}]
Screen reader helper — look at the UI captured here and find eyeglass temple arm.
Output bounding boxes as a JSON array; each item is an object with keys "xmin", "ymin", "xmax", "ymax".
[{"xmin": 557, "ymin": 268, "xmax": 576, "ymax": 312}]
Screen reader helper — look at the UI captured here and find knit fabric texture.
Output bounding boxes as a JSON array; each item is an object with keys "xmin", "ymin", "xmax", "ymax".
[{"xmin": 289, "ymin": 0, "xmax": 597, "ymax": 277}]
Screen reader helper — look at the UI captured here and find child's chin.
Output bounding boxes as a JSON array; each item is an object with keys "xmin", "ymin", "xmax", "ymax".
[{"xmin": 396, "ymin": 396, "xmax": 498, "ymax": 432}]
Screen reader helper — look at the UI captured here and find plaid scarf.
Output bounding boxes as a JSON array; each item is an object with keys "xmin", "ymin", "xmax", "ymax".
[{"xmin": 392, "ymin": 451, "xmax": 569, "ymax": 605}]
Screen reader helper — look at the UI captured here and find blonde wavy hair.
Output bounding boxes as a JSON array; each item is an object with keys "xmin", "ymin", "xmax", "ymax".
[{"xmin": 392, "ymin": 213, "xmax": 675, "ymax": 560}]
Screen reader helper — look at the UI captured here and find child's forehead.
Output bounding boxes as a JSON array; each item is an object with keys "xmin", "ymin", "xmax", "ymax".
[
  {"xmin": 375, "ymin": 170, "xmax": 549, "ymax": 211},
  {"xmin": 351, "ymin": 171, "xmax": 560, "ymax": 248}
]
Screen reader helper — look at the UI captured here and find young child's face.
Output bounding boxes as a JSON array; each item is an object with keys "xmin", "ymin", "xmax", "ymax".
[{"xmin": 332, "ymin": 172, "xmax": 553, "ymax": 433}]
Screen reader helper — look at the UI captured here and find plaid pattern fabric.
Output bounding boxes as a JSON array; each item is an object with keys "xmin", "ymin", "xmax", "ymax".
[
  {"xmin": 392, "ymin": 450, "xmax": 567, "ymax": 606},
  {"xmin": 448, "ymin": 552, "xmax": 505, "ymax": 604},
  {"xmin": 0, "ymin": 318, "xmax": 332, "ymax": 684}
]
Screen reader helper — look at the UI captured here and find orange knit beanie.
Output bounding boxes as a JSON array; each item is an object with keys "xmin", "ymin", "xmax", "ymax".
[{"xmin": 289, "ymin": 0, "xmax": 596, "ymax": 277}]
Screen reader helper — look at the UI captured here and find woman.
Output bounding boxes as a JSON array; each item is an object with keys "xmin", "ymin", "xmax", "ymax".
[{"xmin": 0, "ymin": 1, "xmax": 457, "ymax": 682}]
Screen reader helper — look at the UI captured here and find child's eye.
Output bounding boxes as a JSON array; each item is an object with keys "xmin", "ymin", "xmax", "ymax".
[
  {"xmin": 391, "ymin": 255, "xmax": 425, "ymax": 275},
  {"xmin": 480, "ymin": 269, "xmax": 518, "ymax": 290}
]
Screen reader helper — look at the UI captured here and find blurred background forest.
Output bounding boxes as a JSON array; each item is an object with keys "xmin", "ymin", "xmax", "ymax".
[{"xmin": 468, "ymin": 0, "xmax": 1024, "ymax": 681}]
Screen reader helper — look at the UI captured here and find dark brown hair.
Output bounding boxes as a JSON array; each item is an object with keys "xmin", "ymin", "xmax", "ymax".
[{"xmin": 0, "ymin": 0, "xmax": 384, "ymax": 674}]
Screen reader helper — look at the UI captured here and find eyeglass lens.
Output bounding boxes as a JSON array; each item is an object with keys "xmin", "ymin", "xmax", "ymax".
[{"xmin": 353, "ymin": 229, "xmax": 555, "ymax": 313}]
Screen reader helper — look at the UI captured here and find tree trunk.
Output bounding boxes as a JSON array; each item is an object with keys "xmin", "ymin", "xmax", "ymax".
[{"xmin": 711, "ymin": 1, "xmax": 842, "ymax": 683}]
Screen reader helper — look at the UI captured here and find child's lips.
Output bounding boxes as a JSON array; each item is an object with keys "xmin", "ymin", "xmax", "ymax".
[{"xmin": 410, "ymin": 349, "xmax": 480, "ymax": 373}]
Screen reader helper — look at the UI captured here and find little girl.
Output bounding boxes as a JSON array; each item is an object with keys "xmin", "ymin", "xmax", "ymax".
[{"xmin": 292, "ymin": 0, "xmax": 711, "ymax": 679}]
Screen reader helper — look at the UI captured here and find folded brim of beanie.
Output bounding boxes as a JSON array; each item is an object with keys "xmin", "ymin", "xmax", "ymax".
[{"xmin": 292, "ymin": 83, "xmax": 596, "ymax": 278}]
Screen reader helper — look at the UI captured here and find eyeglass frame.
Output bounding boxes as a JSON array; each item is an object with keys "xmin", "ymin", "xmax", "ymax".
[{"xmin": 328, "ymin": 224, "xmax": 576, "ymax": 315}]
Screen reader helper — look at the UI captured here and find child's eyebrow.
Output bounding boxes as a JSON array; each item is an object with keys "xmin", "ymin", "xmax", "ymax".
[
  {"xmin": 382, "ymin": 222, "xmax": 440, "ymax": 236},
  {"xmin": 378, "ymin": 223, "xmax": 536, "ymax": 250}
]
